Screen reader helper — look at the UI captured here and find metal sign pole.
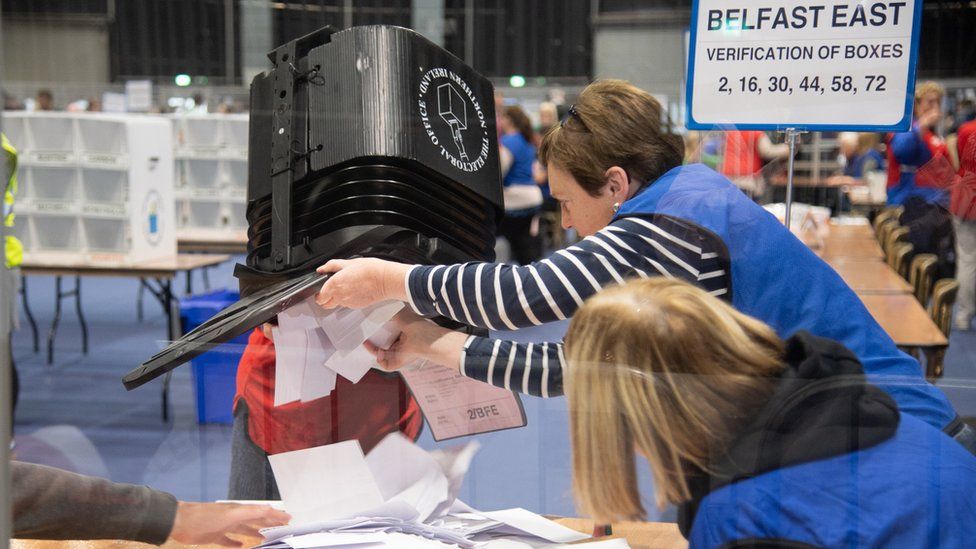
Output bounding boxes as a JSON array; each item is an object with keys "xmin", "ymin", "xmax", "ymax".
[{"xmin": 783, "ymin": 127, "xmax": 798, "ymax": 230}]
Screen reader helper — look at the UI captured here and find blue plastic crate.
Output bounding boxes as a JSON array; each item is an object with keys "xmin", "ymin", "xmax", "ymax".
[{"xmin": 180, "ymin": 289, "xmax": 249, "ymax": 424}]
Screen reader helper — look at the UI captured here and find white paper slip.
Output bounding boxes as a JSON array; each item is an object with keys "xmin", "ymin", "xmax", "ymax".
[
  {"xmin": 319, "ymin": 301, "xmax": 404, "ymax": 353},
  {"xmin": 280, "ymin": 297, "xmax": 325, "ymax": 330},
  {"xmin": 364, "ymin": 433, "xmax": 450, "ymax": 523},
  {"xmin": 399, "ymin": 365, "xmax": 526, "ymax": 441},
  {"xmin": 273, "ymin": 325, "xmax": 308, "ymax": 406},
  {"xmin": 301, "ymin": 328, "xmax": 338, "ymax": 402},
  {"xmin": 325, "ymin": 344, "xmax": 378, "ymax": 384},
  {"xmin": 428, "ymin": 442, "xmax": 480, "ymax": 519},
  {"xmin": 479, "ymin": 509, "xmax": 590, "ymax": 544},
  {"xmin": 269, "ymin": 440, "xmax": 385, "ymax": 525}
]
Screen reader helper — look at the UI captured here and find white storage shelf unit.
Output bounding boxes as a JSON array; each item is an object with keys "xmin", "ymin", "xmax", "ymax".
[
  {"xmin": 171, "ymin": 114, "xmax": 248, "ymax": 240},
  {"xmin": 6, "ymin": 112, "xmax": 176, "ymax": 265}
]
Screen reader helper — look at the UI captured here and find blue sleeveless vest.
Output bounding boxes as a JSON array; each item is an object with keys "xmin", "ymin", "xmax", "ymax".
[
  {"xmin": 690, "ymin": 414, "xmax": 976, "ymax": 547},
  {"xmin": 614, "ymin": 164, "xmax": 955, "ymax": 429}
]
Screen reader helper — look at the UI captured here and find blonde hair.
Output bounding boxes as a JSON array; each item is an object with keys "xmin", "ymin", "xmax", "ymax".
[
  {"xmin": 539, "ymin": 79, "xmax": 684, "ymax": 196},
  {"xmin": 565, "ymin": 279, "xmax": 785, "ymax": 522},
  {"xmin": 857, "ymin": 132, "xmax": 881, "ymax": 155},
  {"xmin": 915, "ymin": 81, "xmax": 945, "ymax": 102}
]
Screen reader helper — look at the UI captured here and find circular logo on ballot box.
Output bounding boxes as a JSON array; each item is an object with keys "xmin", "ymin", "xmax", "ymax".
[{"xmin": 417, "ymin": 67, "xmax": 491, "ymax": 173}]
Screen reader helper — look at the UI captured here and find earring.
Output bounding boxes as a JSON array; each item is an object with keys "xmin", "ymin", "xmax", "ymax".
[{"xmin": 612, "ymin": 202, "xmax": 620, "ymax": 214}]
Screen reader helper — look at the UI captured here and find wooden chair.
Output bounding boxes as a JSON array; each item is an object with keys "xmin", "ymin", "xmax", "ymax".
[
  {"xmin": 909, "ymin": 254, "xmax": 938, "ymax": 306},
  {"xmin": 890, "ymin": 243, "xmax": 914, "ymax": 279},
  {"xmin": 884, "ymin": 226, "xmax": 909, "ymax": 262},
  {"xmin": 875, "ymin": 218, "xmax": 898, "ymax": 248},
  {"xmin": 925, "ymin": 278, "xmax": 960, "ymax": 379},
  {"xmin": 873, "ymin": 207, "xmax": 901, "ymax": 232}
]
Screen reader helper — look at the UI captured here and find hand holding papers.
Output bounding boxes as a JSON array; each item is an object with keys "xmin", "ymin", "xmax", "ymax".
[
  {"xmin": 273, "ymin": 297, "xmax": 527, "ymax": 440},
  {"xmin": 273, "ymin": 298, "xmax": 403, "ymax": 405},
  {"xmin": 261, "ymin": 434, "xmax": 606, "ymax": 548}
]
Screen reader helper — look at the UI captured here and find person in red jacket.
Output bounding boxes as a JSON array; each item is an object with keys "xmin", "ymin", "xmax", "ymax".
[
  {"xmin": 718, "ymin": 130, "xmax": 789, "ymax": 200},
  {"xmin": 886, "ymin": 81, "xmax": 957, "ymax": 279},
  {"xmin": 951, "ymin": 119, "xmax": 976, "ymax": 330},
  {"xmin": 229, "ymin": 327, "xmax": 423, "ymax": 499}
]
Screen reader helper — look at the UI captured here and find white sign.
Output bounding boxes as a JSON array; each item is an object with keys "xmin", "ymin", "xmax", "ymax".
[
  {"xmin": 125, "ymin": 80, "xmax": 154, "ymax": 112},
  {"xmin": 686, "ymin": 0, "xmax": 921, "ymax": 131}
]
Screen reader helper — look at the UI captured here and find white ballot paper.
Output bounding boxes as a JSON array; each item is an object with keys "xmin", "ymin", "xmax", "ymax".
[
  {"xmin": 273, "ymin": 298, "xmax": 403, "ymax": 406},
  {"xmin": 399, "ymin": 363, "xmax": 526, "ymax": 441},
  {"xmin": 273, "ymin": 325, "xmax": 308, "ymax": 407},
  {"xmin": 271, "ymin": 296, "xmax": 527, "ymax": 444},
  {"xmin": 258, "ymin": 434, "xmax": 610, "ymax": 549},
  {"xmin": 269, "ymin": 440, "xmax": 385, "ymax": 525}
]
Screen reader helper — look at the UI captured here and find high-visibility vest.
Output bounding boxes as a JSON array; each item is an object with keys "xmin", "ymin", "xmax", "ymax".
[{"xmin": 3, "ymin": 133, "xmax": 23, "ymax": 268}]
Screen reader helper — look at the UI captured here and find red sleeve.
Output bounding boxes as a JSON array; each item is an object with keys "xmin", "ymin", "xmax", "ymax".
[
  {"xmin": 234, "ymin": 327, "xmax": 422, "ymax": 455},
  {"xmin": 959, "ymin": 121, "xmax": 976, "ymax": 175}
]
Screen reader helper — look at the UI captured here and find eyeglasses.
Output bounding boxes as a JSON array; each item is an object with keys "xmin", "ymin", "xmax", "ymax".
[{"xmin": 560, "ymin": 104, "xmax": 587, "ymax": 131}]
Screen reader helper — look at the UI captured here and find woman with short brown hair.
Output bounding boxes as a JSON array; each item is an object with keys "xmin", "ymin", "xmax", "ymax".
[{"xmin": 315, "ymin": 78, "xmax": 973, "ymax": 453}]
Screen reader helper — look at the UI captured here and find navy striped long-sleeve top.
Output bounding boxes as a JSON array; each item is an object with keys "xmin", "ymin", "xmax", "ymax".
[{"xmin": 406, "ymin": 214, "xmax": 732, "ymax": 397}]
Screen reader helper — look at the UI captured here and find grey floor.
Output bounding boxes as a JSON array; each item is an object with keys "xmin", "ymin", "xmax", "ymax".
[{"xmin": 9, "ymin": 256, "xmax": 976, "ymax": 521}]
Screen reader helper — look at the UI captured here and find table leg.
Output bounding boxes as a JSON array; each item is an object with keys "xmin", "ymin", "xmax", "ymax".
[
  {"xmin": 185, "ymin": 270, "xmax": 193, "ymax": 296},
  {"xmin": 47, "ymin": 276, "xmax": 63, "ymax": 365},
  {"xmin": 19, "ymin": 276, "xmax": 39, "ymax": 353},
  {"xmin": 162, "ymin": 278, "xmax": 178, "ymax": 423},
  {"xmin": 202, "ymin": 266, "xmax": 211, "ymax": 291},
  {"xmin": 136, "ymin": 279, "xmax": 145, "ymax": 322},
  {"xmin": 137, "ymin": 277, "xmax": 182, "ymax": 423},
  {"xmin": 923, "ymin": 348, "xmax": 946, "ymax": 380},
  {"xmin": 74, "ymin": 276, "xmax": 88, "ymax": 355}
]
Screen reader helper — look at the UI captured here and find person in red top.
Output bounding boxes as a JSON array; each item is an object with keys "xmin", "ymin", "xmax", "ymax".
[
  {"xmin": 719, "ymin": 130, "xmax": 789, "ymax": 200},
  {"xmin": 951, "ymin": 119, "xmax": 976, "ymax": 330},
  {"xmin": 887, "ymin": 81, "xmax": 957, "ymax": 280},
  {"xmin": 885, "ymin": 81, "xmax": 951, "ymax": 207},
  {"xmin": 229, "ymin": 327, "xmax": 423, "ymax": 499}
]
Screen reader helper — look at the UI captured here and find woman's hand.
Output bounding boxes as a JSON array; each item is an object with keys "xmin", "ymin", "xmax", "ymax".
[
  {"xmin": 168, "ymin": 502, "xmax": 291, "ymax": 547},
  {"xmin": 365, "ymin": 312, "xmax": 469, "ymax": 373},
  {"xmin": 315, "ymin": 258, "xmax": 412, "ymax": 310},
  {"xmin": 917, "ymin": 107, "xmax": 941, "ymax": 130}
]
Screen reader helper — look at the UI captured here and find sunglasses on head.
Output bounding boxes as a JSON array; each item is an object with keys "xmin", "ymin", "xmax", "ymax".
[{"xmin": 560, "ymin": 104, "xmax": 587, "ymax": 131}]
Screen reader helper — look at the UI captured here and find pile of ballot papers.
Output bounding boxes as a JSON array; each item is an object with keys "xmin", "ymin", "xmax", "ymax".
[
  {"xmin": 271, "ymin": 297, "xmax": 527, "ymax": 441},
  {"xmin": 255, "ymin": 433, "xmax": 630, "ymax": 548}
]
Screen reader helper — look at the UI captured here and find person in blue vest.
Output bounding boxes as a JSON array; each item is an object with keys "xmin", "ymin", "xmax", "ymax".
[
  {"xmin": 565, "ymin": 277, "xmax": 976, "ymax": 547},
  {"xmin": 498, "ymin": 105, "xmax": 543, "ymax": 264},
  {"xmin": 314, "ymin": 79, "xmax": 976, "ymax": 453}
]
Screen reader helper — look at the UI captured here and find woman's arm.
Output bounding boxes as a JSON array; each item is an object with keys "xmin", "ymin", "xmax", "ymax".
[
  {"xmin": 460, "ymin": 336, "xmax": 566, "ymax": 398},
  {"xmin": 319, "ymin": 216, "xmax": 729, "ymax": 330},
  {"xmin": 367, "ymin": 316, "xmax": 568, "ymax": 398}
]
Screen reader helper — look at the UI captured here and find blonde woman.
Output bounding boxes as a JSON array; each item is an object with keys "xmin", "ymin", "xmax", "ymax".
[{"xmin": 566, "ymin": 278, "xmax": 976, "ymax": 548}]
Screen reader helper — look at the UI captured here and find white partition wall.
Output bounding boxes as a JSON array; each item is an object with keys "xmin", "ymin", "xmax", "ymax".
[
  {"xmin": 6, "ymin": 112, "xmax": 176, "ymax": 266},
  {"xmin": 171, "ymin": 114, "xmax": 248, "ymax": 240}
]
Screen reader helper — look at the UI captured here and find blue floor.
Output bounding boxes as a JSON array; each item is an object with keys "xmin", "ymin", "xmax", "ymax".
[{"xmin": 10, "ymin": 256, "xmax": 976, "ymax": 520}]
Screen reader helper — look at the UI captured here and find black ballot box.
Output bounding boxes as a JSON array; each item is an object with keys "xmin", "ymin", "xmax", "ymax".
[
  {"xmin": 124, "ymin": 25, "xmax": 502, "ymax": 390},
  {"xmin": 241, "ymin": 25, "xmax": 502, "ymax": 287}
]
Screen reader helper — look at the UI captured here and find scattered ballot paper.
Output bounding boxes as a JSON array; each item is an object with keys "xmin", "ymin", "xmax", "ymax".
[
  {"xmin": 271, "ymin": 296, "xmax": 527, "ymax": 441},
  {"xmin": 269, "ymin": 440, "xmax": 385, "ymax": 525},
  {"xmin": 258, "ymin": 434, "xmax": 608, "ymax": 548},
  {"xmin": 273, "ymin": 298, "xmax": 403, "ymax": 405}
]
